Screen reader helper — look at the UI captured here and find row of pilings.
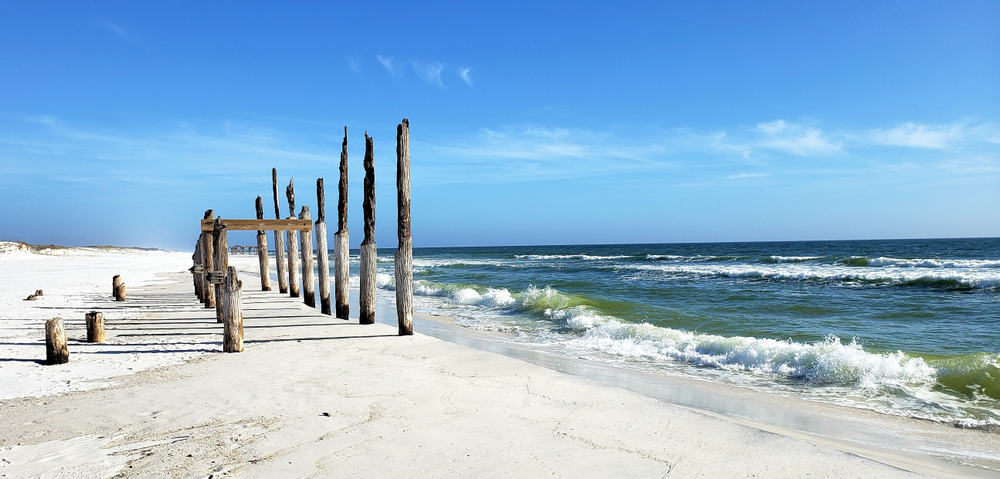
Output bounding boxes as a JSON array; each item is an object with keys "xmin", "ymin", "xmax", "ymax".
[{"xmin": 191, "ymin": 119, "xmax": 414, "ymax": 352}]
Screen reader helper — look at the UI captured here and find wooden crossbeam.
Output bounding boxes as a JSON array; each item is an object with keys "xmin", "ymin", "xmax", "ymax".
[{"xmin": 200, "ymin": 219, "xmax": 312, "ymax": 232}]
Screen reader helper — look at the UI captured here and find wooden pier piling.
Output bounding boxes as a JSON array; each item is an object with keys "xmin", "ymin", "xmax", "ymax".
[
  {"xmin": 335, "ymin": 127, "xmax": 350, "ymax": 320},
  {"xmin": 85, "ymin": 311, "xmax": 105, "ymax": 343},
  {"xmin": 221, "ymin": 266, "xmax": 244, "ymax": 353},
  {"xmin": 286, "ymin": 179, "xmax": 301, "ymax": 298},
  {"xmin": 212, "ymin": 217, "xmax": 229, "ymax": 323},
  {"xmin": 272, "ymin": 169, "xmax": 289, "ymax": 294},
  {"xmin": 315, "ymin": 178, "xmax": 332, "ymax": 315},
  {"xmin": 299, "ymin": 206, "xmax": 316, "ymax": 307},
  {"xmin": 45, "ymin": 317, "xmax": 69, "ymax": 365},
  {"xmin": 113, "ymin": 275, "xmax": 126, "ymax": 302},
  {"xmin": 192, "ymin": 239, "xmax": 202, "ymax": 300},
  {"xmin": 202, "ymin": 209, "xmax": 216, "ymax": 308},
  {"xmin": 395, "ymin": 119, "xmax": 414, "ymax": 335},
  {"xmin": 255, "ymin": 196, "xmax": 272, "ymax": 291},
  {"xmin": 360, "ymin": 132, "xmax": 377, "ymax": 325}
]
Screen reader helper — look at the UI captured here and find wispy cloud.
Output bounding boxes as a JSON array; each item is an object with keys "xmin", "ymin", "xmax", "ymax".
[
  {"xmin": 95, "ymin": 19, "xmax": 131, "ymax": 42},
  {"xmin": 725, "ymin": 172, "xmax": 771, "ymax": 180},
  {"xmin": 867, "ymin": 122, "xmax": 964, "ymax": 149},
  {"xmin": 376, "ymin": 54, "xmax": 396, "ymax": 75},
  {"xmin": 420, "ymin": 119, "xmax": 1000, "ymax": 184},
  {"xmin": 459, "ymin": 67, "xmax": 472, "ymax": 87},
  {"xmin": 751, "ymin": 120, "xmax": 840, "ymax": 156},
  {"xmin": 412, "ymin": 61, "xmax": 445, "ymax": 87},
  {"xmin": 348, "ymin": 57, "xmax": 362, "ymax": 75}
]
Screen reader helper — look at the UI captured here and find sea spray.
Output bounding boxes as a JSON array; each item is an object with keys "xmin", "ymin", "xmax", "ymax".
[{"xmin": 364, "ymin": 238, "xmax": 1000, "ymax": 426}]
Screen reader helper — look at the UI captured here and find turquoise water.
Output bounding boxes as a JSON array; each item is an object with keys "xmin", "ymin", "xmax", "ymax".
[{"xmin": 354, "ymin": 238, "xmax": 1000, "ymax": 427}]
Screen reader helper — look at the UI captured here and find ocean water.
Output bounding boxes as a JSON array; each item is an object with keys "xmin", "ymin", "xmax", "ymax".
[{"xmin": 354, "ymin": 238, "xmax": 1000, "ymax": 427}]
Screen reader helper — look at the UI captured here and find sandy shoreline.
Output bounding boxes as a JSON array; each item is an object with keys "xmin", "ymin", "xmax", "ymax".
[{"xmin": 1, "ymin": 250, "xmax": 998, "ymax": 477}]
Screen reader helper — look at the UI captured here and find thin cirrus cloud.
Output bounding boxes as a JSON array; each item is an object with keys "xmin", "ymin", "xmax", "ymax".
[
  {"xmin": 95, "ymin": 18, "xmax": 131, "ymax": 41},
  {"xmin": 4, "ymin": 116, "xmax": 996, "ymax": 187},
  {"xmin": 411, "ymin": 61, "xmax": 445, "ymax": 87},
  {"xmin": 867, "ymin": 122, "xmax": 966, "ymax": 149},
  {"xmin": 376, "ymin": 54, "xmax": 396, "ymax": 75},
  {"xmin": 419, "ymin": 120, "xmax": 1000, "ymax": 184},
  {"xmin": 373, "ymin": 55, "xmax": 471, "ymax": 88}
]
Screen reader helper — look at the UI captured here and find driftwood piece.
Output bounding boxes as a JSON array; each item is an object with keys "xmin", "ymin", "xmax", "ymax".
[
  {"xmin": 213, "ymin": 217, "xmax": 229, "ymax": 323},
  {"xmin": 286, "ymin": 179, "xmax": 300, "ymax": 297},
  {"xmin": 45, "ymin": 317, "xmax": 69, "ymax": 365},
  {"xmin": 202, "ymin": 209, "xmax": 216, "ymax": 308},
  {"xmin": 395, "ymin": 118, "xmax": 414, "ymax": 335},
  {"xmin": 34, "ymin": 289, "xmax": 43, "ymax": 296},
  {"xmin": 221, "ymin": 266, "xmax": 244, "ymax": 353},
  {"xmin": 255, "ymin": 196, "xmax": 272, "ymax": 291},
  {"xmin": 273, "ymin": 169, "xmax": 289, "ymax": 294},
  {"xmin": 316, "ymin": 178, "xmax": 332, "ymax": 315},
  {"xmin": 360, "ymin": 132, "xmax": 377, "ymax": 324},
  {"xmin": 85, "ymin": 311, "xmax": 105, "ymax": 343},
  {"xmin": 299, "ymin": 206, "xmax": 316, "ymax": 307}
]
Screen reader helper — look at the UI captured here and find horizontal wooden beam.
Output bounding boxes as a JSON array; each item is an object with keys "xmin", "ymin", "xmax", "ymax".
[{"xmin": 201, "ymin": 218, "xmax": 313, "ymax": 232}]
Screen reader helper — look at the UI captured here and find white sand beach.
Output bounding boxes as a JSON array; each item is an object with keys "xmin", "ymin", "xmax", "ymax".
[{"xmin": 1, "ymin": 245, "xmax": 998, "ymax": 478}]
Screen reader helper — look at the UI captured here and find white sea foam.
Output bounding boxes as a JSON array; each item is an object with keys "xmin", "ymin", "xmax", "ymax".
[
  {"xmin": 548, "ymin": 306, "xmax": 938, "ymax": 388},
  {"xmin": 514, "ymin": 254, "xmax": 633, "ymax": 260},
  {"xmin": 865, "ymin": 257, "xmax": 1000, "ymax": 269},
  {"xmin": 624, "ymin": 262, "xmax": 1000, "ymax": 289}
]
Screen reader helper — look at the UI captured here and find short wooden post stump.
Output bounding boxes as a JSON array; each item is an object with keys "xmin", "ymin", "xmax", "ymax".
[
  {"xmin": 85, "ymin": 311, "xmax": 105, "ymax": 343},
  {"xmin": 45, "ymin": 317, "xmax": 69, "ymax": 365}
]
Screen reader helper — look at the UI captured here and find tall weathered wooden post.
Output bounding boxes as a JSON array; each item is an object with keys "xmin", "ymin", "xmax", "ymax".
[
  {"xmin": 212, "ymin": 217, "xmax": 229, "ymax": 323},
  {"xmin": 299, "ymin": 206, "xmax": 316, "ymax": 307},
  {"xmin": 315, "ymin": 178, "xmax": 332, "ymax": 315},
  {"xmin": 202, "ymin": 209, "xmax": 215, "ymax": 308},
  {"xmin": 395, "ymin": 119, "xmax": 414, "ymax": 335},
  {"xmin": 192, "ymin": 239, "xmax": 202, "ymax": 300},
  {"xmin": 335, "ymin": 126, "xmax": 350, "ymax": 319},
  {"xmin": 286, "ymin": 179, "xmax": 301, "ymax": 297},
  {"xmin": 221, "ymin": 266, "xmax": 244, "ymax": 353},
  {"xmin": 360, "ymin": 132, "xmax": 377, "ymax": 325},
  {"xmin": 255, "ymin": 196, "xmax": 271, "ymax": 291},
  {"xmin": 272, "ymin": 169, "xmax": 289, "ymax": 294}
]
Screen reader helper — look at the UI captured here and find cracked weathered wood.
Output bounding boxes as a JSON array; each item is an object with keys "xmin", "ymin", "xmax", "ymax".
[
  {"xmin": 272, "ymin": 168, "xmax": 289, "ymax": 294},
  {"xmin": 192, "ymin": 239, "xmax": 202, "ymax": 300},
  {"xmin": 335, "ymin": 127, "xmax": 350, "ymax": 319},
  {"xmin": 202, "ymin": 209, "xmax": 215, "ymax": 308},
  {"xmin": 221, "ymin": 266, "xmax": 244, "ymax": 353},
  {"xmin": 360, "ymin": 132, "xmax": 377, "ymax": 325},
  {"xmin": 286, "ymin": 179, "xmax": 300, "ymax": 298},
  {"xmin": 395, "ymin": 118, "xmax": 413, "ymax": 335},
  {"xmin": 316, "ymin": 178, "xmax": 332, "ymax": 315},
  {"xmin": 200, "ymin": 219, "xmax": 312, "ymax": 232},
  {"xmin": 255, "ymin": 196, "xmax": 271, "ymax": 291},
  {"xmin": 85, "ymin": 311, "xmax": 105, "ymax": 343},
  {"xmin": 299, "ymin": 206, "xmax": 316, "ymax": 308},
  {"xmin": 213, "ymin": 217, "xmax": 229, "ymax": 323},
  {"xmin": 45, "ymin": 317, "xmax": 69, "ymax": 365}
]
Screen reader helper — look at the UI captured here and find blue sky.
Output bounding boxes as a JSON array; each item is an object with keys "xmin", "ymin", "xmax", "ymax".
[{"xmin": 0, "ymin": 1, "xmax": 998, "ymax": 249}]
